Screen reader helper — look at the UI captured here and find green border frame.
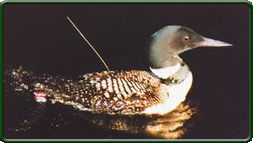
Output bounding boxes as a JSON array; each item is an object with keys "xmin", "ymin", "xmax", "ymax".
[
  {"xmin": 0, "ymin": 0, "xmax": 251, "ymax": 2},
  {"xmin": 0, "ymin": 1, "xmax": 2, "ymax": 142},
  {"xmin": 0, "ymin": 0, "xmax": 251, "ymax": 142}
]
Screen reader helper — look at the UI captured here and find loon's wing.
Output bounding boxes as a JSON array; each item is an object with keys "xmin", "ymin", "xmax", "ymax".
[
  {"xmin": 56, "ymin": 70, "xmax": 163, "ymax": 115},
  {"xmin": 5, "ymin": 67, "xmax": 163, "ymax": 115}
]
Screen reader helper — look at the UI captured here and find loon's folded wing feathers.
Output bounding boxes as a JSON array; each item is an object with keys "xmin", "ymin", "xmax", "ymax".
[
  {"xmin": 8, "ymin": 68, "xmax": 163, "ymax": 115},
  {"xmin": 69, "ymin": 70, "xmax": 163, "ymax": 115}
]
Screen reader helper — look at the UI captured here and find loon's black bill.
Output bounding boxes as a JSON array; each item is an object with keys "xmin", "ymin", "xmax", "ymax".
[{"xmin": 198, "ymin": 37, "xmax": 233, "ymax": 47}]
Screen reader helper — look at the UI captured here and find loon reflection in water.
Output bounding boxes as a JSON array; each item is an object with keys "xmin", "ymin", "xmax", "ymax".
[
  {"xmin": 84, "ymin": 103, "xmax": 196, "ymax": 139},
  {"xmin": 4, "ymin": 21, "xmax": 232, "ymax": 139}
]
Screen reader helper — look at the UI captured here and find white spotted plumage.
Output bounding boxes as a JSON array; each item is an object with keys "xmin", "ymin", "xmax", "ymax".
[{"xmin": 38, "ymin": 63, "xmax": 192, "ymax": 116}]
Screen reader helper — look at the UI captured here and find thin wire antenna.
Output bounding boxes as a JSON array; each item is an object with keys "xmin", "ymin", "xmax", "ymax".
[{"xmin": 66, "ymin": 16, "xmax": 110, "ymax": 72}]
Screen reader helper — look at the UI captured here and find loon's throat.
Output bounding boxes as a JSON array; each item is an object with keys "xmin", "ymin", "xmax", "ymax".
[
  {"xmin": 150, "ymin": 63, "xmax": 181, "ymax": 79},
  {"xmin": 150, "ymin": 62, "xmax": 191, "ymax": 84}
]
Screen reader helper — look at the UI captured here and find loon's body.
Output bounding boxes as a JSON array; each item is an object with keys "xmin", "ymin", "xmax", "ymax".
[
  {"xmin": 8, "ymin": 25, "xmax": 232, "ymax": 116},
  {"xmin": 23, "ymin": 62, "xmax": 191, "ymax": 115}
]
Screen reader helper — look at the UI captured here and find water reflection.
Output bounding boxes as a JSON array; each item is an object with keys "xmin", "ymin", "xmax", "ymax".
[{"xmin": 79, "ymin": 103, "xmax": 196, "ymax": 139}]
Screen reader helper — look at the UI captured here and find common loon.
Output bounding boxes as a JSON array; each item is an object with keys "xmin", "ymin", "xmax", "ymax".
[{"xmin": 7, "ymin": 25, "xmax": 232, "ymax": 116}]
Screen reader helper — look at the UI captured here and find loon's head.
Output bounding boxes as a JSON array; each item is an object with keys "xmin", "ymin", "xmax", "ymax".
[{"xmin": 148, "ymin": 25, "xmax": 232, "ymax": 68}]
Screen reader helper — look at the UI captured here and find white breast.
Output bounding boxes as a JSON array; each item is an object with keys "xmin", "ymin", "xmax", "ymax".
[{"xmin": 142, "ymin": 72, "xmax": 193, "ymax": 115}]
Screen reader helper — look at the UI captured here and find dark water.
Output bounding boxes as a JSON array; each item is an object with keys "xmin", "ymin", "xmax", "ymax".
[{"xmin": 3, "ymin": 3, "xmax": 250, "ymax": 139}]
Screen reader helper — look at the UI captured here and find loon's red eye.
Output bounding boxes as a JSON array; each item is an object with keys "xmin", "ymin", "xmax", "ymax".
[{"xmin": 184, "ymin": 36, "xmax": 189, "ymax": 41}]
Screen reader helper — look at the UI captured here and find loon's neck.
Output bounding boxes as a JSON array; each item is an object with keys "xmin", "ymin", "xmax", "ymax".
[
  {"xmin": 150, "ymin": 63, "xmax": 181, "ymax": 79},
  {"xmin": 150, "ymin": 60, "xmax": 191, "ymax": 84}
]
